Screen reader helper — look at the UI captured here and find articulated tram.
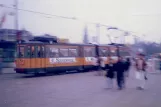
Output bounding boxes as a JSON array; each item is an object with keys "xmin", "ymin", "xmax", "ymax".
[{"xmin": 15, "ymin": 42, "xmax": 130, "ymax": 74}]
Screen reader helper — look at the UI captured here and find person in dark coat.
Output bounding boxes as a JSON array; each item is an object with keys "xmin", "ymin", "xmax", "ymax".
[
  {"xmin": 115, "ymin": 57, "xmax": 126, "ymax": 90},
  {"xmin": 106, "ymin": 58, "xmax": 115, "ymax": 89}
]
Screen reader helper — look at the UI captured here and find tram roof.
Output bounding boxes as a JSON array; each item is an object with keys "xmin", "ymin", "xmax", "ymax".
[
  {"xmin": 17, "ymin": 41, "xmax": 127, "ymax": 47},
  {"xmin": 17, "ymin": 42, "xmax": 96, "ymax": 46}
]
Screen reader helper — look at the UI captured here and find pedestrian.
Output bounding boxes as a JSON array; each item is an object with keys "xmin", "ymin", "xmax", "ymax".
[
  {"xmin": 115, "ymin": 56, "xmax": 126, "ymax": 90},
  {"xmin": 105, "ymin": 58, "xmax": 115, "ymax": 89},
  {"xmin": 135, "ymin": 53, "xmax": 147, "ymax": 90},
  {"xmin": 124, "ymin": 58, "xmax": 131, "ymax": 77}
]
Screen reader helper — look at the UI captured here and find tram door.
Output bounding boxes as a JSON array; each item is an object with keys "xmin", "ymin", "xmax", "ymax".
[
  {"xmin": 30, "ymin": 45, "xmax": 45, "ymax": 70},
  {"xmin": 26, "ymin": 45, "xmax": 43, "ymax": 70},
  {"xmin": 36, "ymin": 45, "xmax": 45, "ymax": 69}
]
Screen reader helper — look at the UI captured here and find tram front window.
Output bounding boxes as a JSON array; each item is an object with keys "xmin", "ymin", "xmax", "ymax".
[{"xmin": 17, "ymin": 46, "xmax": 25, "ymax": 58}]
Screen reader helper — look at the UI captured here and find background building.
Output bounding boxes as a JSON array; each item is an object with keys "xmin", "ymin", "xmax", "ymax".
[{"xmin": 0, "ymin": 29, "xmax": 32, "ymax": 66}]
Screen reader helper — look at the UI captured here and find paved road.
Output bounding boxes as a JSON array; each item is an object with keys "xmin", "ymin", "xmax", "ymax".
[{"xmin": 0, "ymin": 70, "xmax": 161, "ymax": 107}]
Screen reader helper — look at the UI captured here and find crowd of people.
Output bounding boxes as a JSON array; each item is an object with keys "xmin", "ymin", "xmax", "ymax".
[{"xmin": 94, "ymin": 53, "xmax": 148, "ymax": 90}]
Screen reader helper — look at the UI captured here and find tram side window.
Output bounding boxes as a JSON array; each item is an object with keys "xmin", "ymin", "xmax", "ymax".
[
  {"xmin": 31, "ymin": 46, "xmax": 35, "ymax": 58},
  {"xmin": 109, "ymin": 48, "xmax": 117, "ymax": 56},
  {"xmin": 49, "ymin": 47, "xmax": 59, "ymax": 57},
  {"xmin": 120, "ymin": 49, "xmax": 124, "ymax": 56},
  {"xmin": 27, "ymin": 46, "xmax": 30, "ymax": 58},
  {"xmin": 42, "ymin": 46, "xmax": 45, "ymax": 57},
  {"xmin": 120, "ymin": 49, "xmax": 130, "ymax": 56},
  {"xmin": 69, "ymin": 48, "xmax": 78, "ymax": 57},
  {"xmin": 84, "ymin": 47, "xmax": 95, "ymax": 57},
  {"xmin": 33, "ymin": 46, "xmax": 45, "ymax": 58},
  {"xmin": 19, "ymin": 46, "xmax": 25, "ymax": 58},
  {"xmin": 99, "ymin": 48, "xmax": 109, "ymax": 56},
  {"xmin": 37, "ymin": 46, "xmax": 41, "ymax": 57},
  {"xmin": 59, "ymin": 48, "xmax": 69, "ymax": 57}
]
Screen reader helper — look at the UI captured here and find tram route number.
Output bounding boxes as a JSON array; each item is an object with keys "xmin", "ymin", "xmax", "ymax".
[{"xmin": 19, "ymin": 59, "xmax": 25, "ymax": 65}]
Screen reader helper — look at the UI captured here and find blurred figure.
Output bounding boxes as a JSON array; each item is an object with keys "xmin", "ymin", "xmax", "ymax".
[
  {"xmin": 105, "ymin": 58, "xmax": 115, "ymax": 89},
  {"xmin": 124, "ymin": 58, "xmax": 131, "ymax": 77},
  {"xmin": 135, "ymin": 54, "xmax": 147, "ymax": 90},
  {"xmin": 115, "ymin": 57, "xmax": 126, "ymax": 90}
]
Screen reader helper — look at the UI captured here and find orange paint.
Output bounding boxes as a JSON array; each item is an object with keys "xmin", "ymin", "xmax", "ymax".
[{"xmin": 16, "ymin": 57, "xmax": 89, "ymax": 69}]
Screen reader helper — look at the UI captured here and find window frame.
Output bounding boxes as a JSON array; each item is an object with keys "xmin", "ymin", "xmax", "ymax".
[
  {"xmin": 119, "ymin": 49, "xmax": 130, "ymax": 56},
  {"xmin": 18, "ymin": 46, "xmax": 25, "ymax": 58},
  {"xmin": 99, "ymin": 47, "xmax": 109, "ymax": 57},
  {"xmin": 109, "ymin": 47, "xmax": 117, "ymax": 56},
  {"xmin": 84, "ymin": 47, "xmax": 95, "ymax": 57},
  {"xmin": 37, "ymin": 46, "xmax": 41, "ymax": 58},
  {"xmin": 48, "ymin": 47, "xmax": 59, "ymax": 58},
  {"xmin": 41, "ymin": 46, "xmax": 45, "ymax": 58},
  {"xmin": 69, "ymin": 48, "xmax": 78, "ymax": 57},
  {"xmin": 30, "ymin": 45, "xmax": 36, "ymax": 58},
  {"xmin": 59, "ymin": 48, "xmax": 69, "ymax": 57},
  {"xmin": 26, "ymin": 45, "xmax": 31, "ymax": 58}
]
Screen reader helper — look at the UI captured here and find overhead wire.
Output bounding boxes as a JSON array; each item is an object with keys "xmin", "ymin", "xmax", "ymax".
[{"xmin": 0, "ymin": 4, "xmax": 76, "ymax": 20}]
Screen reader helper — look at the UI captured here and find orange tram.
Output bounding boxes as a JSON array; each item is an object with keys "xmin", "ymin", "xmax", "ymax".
[{"xmin": 15, "ymin": 41, "xmax": 130, "ymax": 75}]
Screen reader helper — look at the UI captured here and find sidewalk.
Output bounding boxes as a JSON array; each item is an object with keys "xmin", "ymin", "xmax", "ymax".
[
  {"xmin": 148, "ymin": 70, "xmax": 161, "ymax": 74},
  {"xmin": 1, "ymin": 68, "xmax": 15, "ymax": 74},
  {"xmin": 2, "ymin": 62, "xmax": 16, "ymax": 68}
]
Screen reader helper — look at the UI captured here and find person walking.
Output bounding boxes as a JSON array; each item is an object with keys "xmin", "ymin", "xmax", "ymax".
[
  {"xmin": 115, "ymin": 57, "xmax": 126, "ymax": 90},
  {"xmin": 105, "ymin": 58, "xmax": 115, "ymax": 89},
  {"xmin": 135, "ymin": 53, "xmax": 147, "ymax": 90}
]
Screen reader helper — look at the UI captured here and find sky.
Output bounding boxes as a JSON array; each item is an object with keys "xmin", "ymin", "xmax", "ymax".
[{"xmin": 0, "ymin": 0, "xmax": 161, "ymax": 44}]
